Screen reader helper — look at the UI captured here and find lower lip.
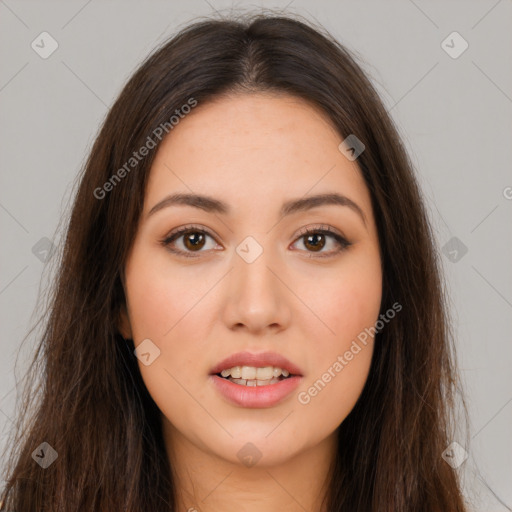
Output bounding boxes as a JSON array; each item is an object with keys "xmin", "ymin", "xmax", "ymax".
[{"xmin": 210, "ymin": 374, "xmax": 302, "ymax": 408}]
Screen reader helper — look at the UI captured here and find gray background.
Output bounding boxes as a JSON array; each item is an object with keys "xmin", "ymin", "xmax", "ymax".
[{"xmin": 1, "ymin": 1, "xmax": 511, "ymax": 510}]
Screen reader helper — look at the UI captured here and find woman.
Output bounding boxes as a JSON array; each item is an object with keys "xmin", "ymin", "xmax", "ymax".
[{"xmin": 1, "ymin": 12, "xmax": 468, "ymax": 511}]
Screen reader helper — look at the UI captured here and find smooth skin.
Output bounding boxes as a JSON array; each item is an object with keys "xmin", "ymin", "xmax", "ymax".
[{"xmin": 119, "ymin": 92, "xmax": 383, "ymax": 512}]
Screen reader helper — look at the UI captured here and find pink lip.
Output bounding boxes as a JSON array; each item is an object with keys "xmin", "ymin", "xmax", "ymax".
[
  {"xmin": 209, "ymin": 350, "xmax": 303, "ymax": 376},
  {"xmin": 210, "ymin": 374, "xmax": 303, "ymax": 408},
  {"xmin": 209, "ymin": 350, "xmax": 304, "ymax": 408}
]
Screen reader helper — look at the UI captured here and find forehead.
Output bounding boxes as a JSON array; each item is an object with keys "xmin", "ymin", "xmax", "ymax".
[{"xmin": 144, "ymin": 92, "xmax": 372, "ymax": 219}]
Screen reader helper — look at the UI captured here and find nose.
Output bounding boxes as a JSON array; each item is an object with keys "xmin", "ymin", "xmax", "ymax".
[{"xmin": 221, "ymin": 245, "xmax": 292, "ymax": 334}]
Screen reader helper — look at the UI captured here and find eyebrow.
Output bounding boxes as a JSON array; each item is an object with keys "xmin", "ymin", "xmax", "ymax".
[{"xmin": 147, "ymin": 192, "xmax": 367, "ymax": 226}]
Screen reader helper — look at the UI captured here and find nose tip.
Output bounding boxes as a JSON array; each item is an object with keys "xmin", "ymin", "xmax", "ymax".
[{"xmin": 222, "ymin": 250, "xmax": 291, "ymax": 333}]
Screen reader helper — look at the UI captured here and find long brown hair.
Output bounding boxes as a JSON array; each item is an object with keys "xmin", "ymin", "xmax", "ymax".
[{"xmin": 1, "ymin": 11, "xmax": 468, "ymax": 511}]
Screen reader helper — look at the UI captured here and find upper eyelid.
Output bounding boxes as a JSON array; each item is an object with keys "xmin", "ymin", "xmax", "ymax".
[
  {"xmin": 163, "ymin": 224, "xmax": 346, "ymax": 243},
  {"xmin": 163, "ymin": 224, "xmax": 217, "ymax": 242}
]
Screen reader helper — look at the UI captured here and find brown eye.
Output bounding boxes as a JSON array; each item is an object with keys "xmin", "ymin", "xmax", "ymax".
[
  {"xmin": 292, "ymin": 226, "xmax": 351, "ymax": 258},
  {"xmin": 182, "ymin": 231, "xmax": 206, "ymax": 251},
  {"xmin": 303, "ymin": 232, "xmax": 326, "ymax": 252},
  {"xmin": 161, "ymin": 226, "xmax": 219, "ymax": 258}
]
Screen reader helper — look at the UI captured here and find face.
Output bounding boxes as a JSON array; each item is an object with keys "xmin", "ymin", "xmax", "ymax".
[{"xmin": 119, "ymin": 92, "xmax": 382, "ymax": 468}]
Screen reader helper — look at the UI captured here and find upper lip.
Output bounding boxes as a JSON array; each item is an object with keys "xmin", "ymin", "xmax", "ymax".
[{"xmin": 210, "ymin": 351, "xmax": 303, "ymax": 376}]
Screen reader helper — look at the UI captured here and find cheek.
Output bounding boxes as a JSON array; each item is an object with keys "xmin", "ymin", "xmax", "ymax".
[
  {"xmin": 124, "ymin": 248, "xmax": 214, "ymax": 341},
  {"xmin": 294, "ymin": 254, "xmax": 381, "ymax": 427},
  {"xmin": 123, "ymin": 249, "xmax": 215, "ymax": 421},
  {"xmin": 331, "ymin": 274, "xmax": 382, "ymax": 342},
  {"xmin": 299, "ymin": 250, "xmax": 382, "ymax": 354}
]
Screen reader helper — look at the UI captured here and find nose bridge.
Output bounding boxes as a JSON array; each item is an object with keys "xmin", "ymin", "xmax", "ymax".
[{"xmin": 224, "ymin": 235, "xmax": 290, "ymax": 331}]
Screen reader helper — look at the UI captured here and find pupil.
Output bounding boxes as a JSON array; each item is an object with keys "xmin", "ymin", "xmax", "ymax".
[
  {"xmin": 305, "ymin": 233, "xmax": 324, "ymax": 251},
  {"xmin": 185, "ymin": 232, "xmax": 204, "ymax": 250}
]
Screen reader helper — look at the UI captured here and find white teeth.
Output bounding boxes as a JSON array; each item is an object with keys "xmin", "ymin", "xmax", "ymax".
[
  {"xmin": 241, "ymin": 366, "xmax": 256, "ymax": 380},
  {"xmin": 229, "ymin": 377, "xmax": 282, "ymax": 386},
  {"xmin": 219, "ymin": 365, "xmax": 291, "ymax": 379},
  {"xmin": 230, "ymin": 366, "xmax": 242, "ymax": 378},
  {"xmin": 256, "ymin": 366, "xmax": 274, "ymax": 380}
]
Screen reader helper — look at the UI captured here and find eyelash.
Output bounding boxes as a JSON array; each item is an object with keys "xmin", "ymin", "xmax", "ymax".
[{"xmin": 160, "ymin": 224, "xmax": 352, "ymax": 259}]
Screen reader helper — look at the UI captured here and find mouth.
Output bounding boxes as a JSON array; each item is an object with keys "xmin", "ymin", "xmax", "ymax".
[
  {"xmin": 209, "ymin": 351, "xmax": 303, "ymax": 407},
  {"xmin": 214, "ymin": 365, "xmax": 296, "ymax": 387},
  {"xmin": 210, "ymin": 350, "xmax": 303, "ymax": 384}
]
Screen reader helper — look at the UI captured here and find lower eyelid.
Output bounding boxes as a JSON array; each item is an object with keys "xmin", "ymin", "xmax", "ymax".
[{"xmin": 163, "ymin": 231, "xmax": 218, "ymax": 254}]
